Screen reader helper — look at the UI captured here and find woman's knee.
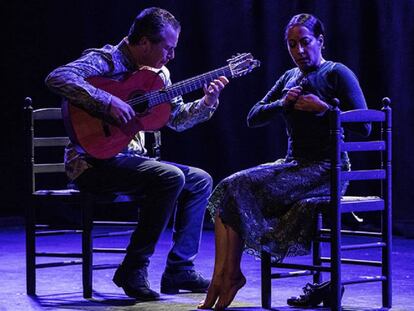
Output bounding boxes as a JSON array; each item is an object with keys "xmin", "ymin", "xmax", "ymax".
[{"xmin": 220, "ymin": 170, "xmax": 250, "ymax": 187}]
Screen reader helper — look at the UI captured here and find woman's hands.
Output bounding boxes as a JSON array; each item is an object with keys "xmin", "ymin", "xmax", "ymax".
[
  {"xmin": 283, "ymin": 87, "xmax": 329, "ymax": 114},
  {"xmin": 294, "ymin": 94, "xmax": 329, "ymax": 113},
  {"xmin": 283, "ymin": 86, "xmax": 303, "ymax": 106}
]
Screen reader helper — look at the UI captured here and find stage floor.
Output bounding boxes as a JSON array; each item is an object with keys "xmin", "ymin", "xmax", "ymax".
[{"xmin": 0, "ymin": 223, "xmax": 413, "ymax": 310}]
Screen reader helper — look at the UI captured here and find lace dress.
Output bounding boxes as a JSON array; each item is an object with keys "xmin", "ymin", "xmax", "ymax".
[{"xmin": 208, "ymin": 158, "xmax": 347, "ymax": 262}]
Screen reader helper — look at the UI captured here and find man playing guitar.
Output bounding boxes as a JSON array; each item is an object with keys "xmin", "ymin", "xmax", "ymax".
[{"xmin": 46, "ymin": 7, "xmax": 228, "ymax": 301}]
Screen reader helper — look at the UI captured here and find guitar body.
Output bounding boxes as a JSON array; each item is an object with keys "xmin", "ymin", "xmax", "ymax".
[{"xmin": 62, "ymin": 69, "xmax": 171, "ymax": 159}]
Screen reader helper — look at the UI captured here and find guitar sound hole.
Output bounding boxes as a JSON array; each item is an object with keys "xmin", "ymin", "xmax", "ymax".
[
  {"xmin": 130, "ymin": 92, "xmax": 149, "ymax": 114},
  {"xmin": 134, "ymin": 100, "xmax": 149, "ymax": 114}
]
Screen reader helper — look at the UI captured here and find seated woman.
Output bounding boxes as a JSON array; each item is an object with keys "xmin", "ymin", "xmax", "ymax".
[{"xmin": 198, "ymin": 13, "xmax": 370, "ymax": 310}]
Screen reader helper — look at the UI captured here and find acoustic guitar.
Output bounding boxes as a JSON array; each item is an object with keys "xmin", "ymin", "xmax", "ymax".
[{"xmin": 62, "ymin": 53, "xmax": 260, "ymax": 159}]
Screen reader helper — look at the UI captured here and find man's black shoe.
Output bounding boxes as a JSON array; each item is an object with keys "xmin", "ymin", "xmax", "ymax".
[
  {"xmin": 160, "ymin": 269, "xmax": 210, "ymax": 294},
  {"xmin": 113, "ymin": 265, "xmax": 160, "ymax": 301},
  {"xmin": 287, "ymin": 280, "xmax": 345, "ymax": 307}
]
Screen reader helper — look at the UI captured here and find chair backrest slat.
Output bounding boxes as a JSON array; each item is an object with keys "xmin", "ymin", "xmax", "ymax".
[
  {"xmin": 33, "ymin": 108, "xmax": 62, "ymax": 120},
  {"xmin": 341, "ymin": 141, "xmax": 385, "ymax": 152},
  {"xmin": 34, "ymin": 137, "xmax": 70, "ymax": 147},
  {"xmin": 23, "ymin": 104, "xmax": 68, "ymax": 192},
  {"xmin": 340, "ymin": 109, "xmax": 385, "ymax": 123},
  {"xmin": 330, "ymin": 98, "xmax": 392, "ymax": 200},
  {"xmin": 33, "ymin": 163, "xmax": 66, "ymax": 174},
  {"xmin": 342, "ymin": 169, "xmax": 386, "ymax": 181}
]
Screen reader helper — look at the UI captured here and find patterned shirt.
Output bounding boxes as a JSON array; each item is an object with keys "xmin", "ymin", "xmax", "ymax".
[{"xmin": 45, "ymin": 38, "xmax": 218, "ymax": 180}]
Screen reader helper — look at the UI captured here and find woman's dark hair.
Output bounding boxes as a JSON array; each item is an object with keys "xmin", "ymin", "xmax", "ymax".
[
  {"xmin": 284, "ymin": 13, "xmax": 325, "ymax": 40},
  {"xmin": 128, "ymin": 7, "xmax": 181, "ymax": 45}
]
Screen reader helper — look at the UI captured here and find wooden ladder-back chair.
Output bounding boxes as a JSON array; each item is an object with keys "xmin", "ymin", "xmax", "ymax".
[
  {"xmin": 261, "ymin": 97, "xmax": 392, "ymax": 311},
  {"xmin": 24, "ymin": 96, "xmax": 161, "ymax": 298}
]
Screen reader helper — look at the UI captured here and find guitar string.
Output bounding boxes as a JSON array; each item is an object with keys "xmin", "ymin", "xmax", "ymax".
[
  {"xmin": 126, "ymin": 54, "xmax": 255, "ymax": 108},
  {"xmin": 126, "ymin": 53, "xmax": 254, "ymax": 107},
  {"xmin": 126, "ymin": 70, "xmax": 227, "ymax": 107},
  {"xmin": 151, "ymin": 55, "xmax": 254, "ymax": 95},
  {"xmin": 126, "ymin": 66, "xmax": 231, "ymax": 108}
]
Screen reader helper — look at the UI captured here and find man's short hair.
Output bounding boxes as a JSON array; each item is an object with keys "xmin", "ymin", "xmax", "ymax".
[{"xmin": 128, "ymin": 7, "xmax": 181, "ymax": 44}]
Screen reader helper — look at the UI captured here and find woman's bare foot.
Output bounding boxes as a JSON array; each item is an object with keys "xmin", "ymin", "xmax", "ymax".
[
  {"xmin": 198, "ymin": 275, "xmax": 223, "ymax": 309},
  {"xmin": 214, "ymin": 273, "xmax": 246, "ymax": 310}
]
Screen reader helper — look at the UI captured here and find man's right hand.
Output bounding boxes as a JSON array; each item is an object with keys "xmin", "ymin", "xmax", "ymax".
[{"xmin": 109, "ymin": 96, "xmax": 136, "ymax": 124}]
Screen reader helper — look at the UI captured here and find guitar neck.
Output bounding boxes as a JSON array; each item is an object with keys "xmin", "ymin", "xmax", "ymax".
[{"xmin": 136, "ymin": 65, "xmax": 232, "ymax": 108}]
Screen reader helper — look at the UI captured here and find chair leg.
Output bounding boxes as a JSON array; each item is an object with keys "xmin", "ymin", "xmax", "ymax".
[
  {"xmin": 26, "ymin": 205, "xmax": 36, "ymax": 296},
  {"xmin": 382, "ymin": 278, "xmax": 392, "ymax": 308},
  {"xmin": 261, "ymin": 250, "xmax": 272, "ymax": 309},
  {"xmin": 82, "ymin": 199, "xmax": 93, "ymax": 298},
  {"xmin": 331, "ymin": 212, "xmax": 342, "ymax": 311},
  {"xmin": 382, "ymin": 211, "xmax": 392, "ymax": 308},
  {"xmin": 313, "ymin": 212, "xmax": 323, "ymax": 284},
  {"xmin": 331, "ymin": 277, "xmax": 342, "ymax": 311},
  {"xmin": 331, "ymin": 248, "xmax": 342, "ymax": 311},
  {"xmin": 382, "ymin": 241, "xmax": 392, "ymax": 308}
]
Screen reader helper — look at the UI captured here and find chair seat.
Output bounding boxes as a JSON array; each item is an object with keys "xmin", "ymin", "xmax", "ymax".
[
  {"xmin": 34, "ymin": 189, "xmax": 145, "ymax": 203},
  {"xmin": 297, "ymin": 195, "xmax": 383, "ymax": 213},
  {"xmin": 341, "ymin": 196, "xmax": 384, "ymax": 213},
  {"xmin": 34, "ymin": 189, "xmax": 80, "ymax": 196}
]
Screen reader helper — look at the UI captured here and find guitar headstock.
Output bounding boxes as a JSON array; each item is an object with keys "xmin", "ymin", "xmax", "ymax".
[{"xmin": 228, "ymin": 53, "xmax": 260, "ymax": 78}]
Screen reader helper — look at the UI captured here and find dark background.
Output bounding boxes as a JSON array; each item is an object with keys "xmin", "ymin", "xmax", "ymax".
[{"xmin": 1, "ymin": 0, "xmax": 413, "ymax": 235}]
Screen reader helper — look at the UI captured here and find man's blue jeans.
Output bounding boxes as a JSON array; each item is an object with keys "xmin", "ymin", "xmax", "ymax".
[{"xmin": 75, "ymin": 155, "xmax": 212, "ymax": 271}]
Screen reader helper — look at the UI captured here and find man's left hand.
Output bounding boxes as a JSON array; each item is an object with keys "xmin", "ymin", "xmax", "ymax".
[{"xmin": 203, "ymin": 76, "xmax": 229, "ymax": 106}]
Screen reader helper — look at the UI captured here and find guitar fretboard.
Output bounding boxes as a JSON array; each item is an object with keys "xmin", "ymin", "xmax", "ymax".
[{"xmin": 129, "ymin": 65, "xmax": 232, "ymax": 108}]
